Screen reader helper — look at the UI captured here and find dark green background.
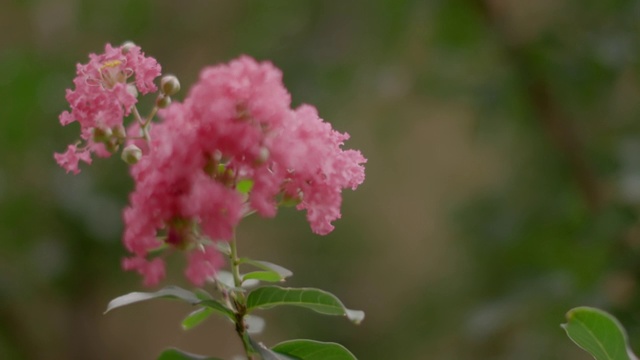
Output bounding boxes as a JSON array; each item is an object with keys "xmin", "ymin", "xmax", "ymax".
[{"xmin": 2, "ymin": 0, "xmax": 640, "ymax": 359}]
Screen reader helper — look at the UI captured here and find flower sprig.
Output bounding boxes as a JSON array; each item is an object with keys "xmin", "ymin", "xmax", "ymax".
[{"xmin": 56, "ymin": 42, "xmax": 366, "ymax": 359}]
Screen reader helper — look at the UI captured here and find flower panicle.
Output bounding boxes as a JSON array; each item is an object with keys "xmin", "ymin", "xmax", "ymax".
[
  {"xmin": 54, "ymin": 42, "xmax": 162, "ymax": 174},
  {"xmin": 56, "ymin": 47, "xmax": 366, "ymax": 287}
]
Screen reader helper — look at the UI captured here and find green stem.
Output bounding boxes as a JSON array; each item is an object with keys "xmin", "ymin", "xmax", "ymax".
[
  {"xmin": 229, "ymin": 233, "xmax": 254, "ymax": 359},
  {"xmin": 145, "ymin": 106, "xmax": 159, "ymax": 126},
  {"xmin": 132, "ymin": 105, "xmax": 144, "ymax": 125},
  {"xmin": 230, "ymin": 234, "xmax": 243, "ymax": 288}
]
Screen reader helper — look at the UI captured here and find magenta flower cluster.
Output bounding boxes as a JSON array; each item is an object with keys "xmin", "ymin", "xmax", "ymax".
[{"xmin": 56, "ymin": 44, "xmax": 366, "ymax": 286}]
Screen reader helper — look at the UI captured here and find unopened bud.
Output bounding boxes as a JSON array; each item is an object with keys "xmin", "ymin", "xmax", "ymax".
[
  {"xmin": 105, "ymin": 139, "xmax": 120, "ymax": 153},
  {"xmin": 126, "ymin": 83, "xmax": 138, "ymax": 98},
  {"xmin": 156, "ymin": 95, "xmax": 171, "ymax": 108},
  {"xmin": 280, "ymin": 192, "xmax": 302, "ymax": 207},
  {"xmin": 91, "ymin": 127, "xmax": 112, "ymax": 143},
  {"xmin": 121, "ymin": 41, "xmax": 136, "ymax": 54},
  {"xmin": 121, "ymin": 144, "xmax": 142, "ymax": 164},
  {"xmin": 256, "ymin": 147, "xmax": 269, "ymax": 164},
  {"xmin": 160, "ymin": 75, "xmax": 180, "ymax": 96},
  {"xmin": 113, "ymin": 125, "xmax": 126, "ymax": 139}
]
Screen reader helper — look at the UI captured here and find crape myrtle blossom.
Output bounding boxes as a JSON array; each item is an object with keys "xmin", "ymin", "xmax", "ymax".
[
  {"xmin": 54, "ymin": 43, "xmax": 161, "ymax": 174},
  {"xmin": 55, "ymin": 45, "xmax": 366, "ymax": 287},
  {"xmin": 122, "ymin": 56, "xmax": 366, "ymax": 286}
]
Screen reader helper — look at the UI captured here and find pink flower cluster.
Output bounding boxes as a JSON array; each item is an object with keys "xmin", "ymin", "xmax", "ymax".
[
  {"xmin": 54, "ymin": 43, "xmax": 161, "ymax": 174},
  {"xmin": 124, "ymin": 56, "xmax": 365, "ymax": 286},
  {"xmin": 56, "ymin": 45, "xmax": 366, "ymax": 287}
]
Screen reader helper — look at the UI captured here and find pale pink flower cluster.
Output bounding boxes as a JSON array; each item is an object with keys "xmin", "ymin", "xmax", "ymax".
[
  {"xmin": 54, "ymin": 43, "xmax": 161, "ymax": 174},
  {"xmin": 56, "ymin": 45, "xmax": 366, "ymax": 286}
]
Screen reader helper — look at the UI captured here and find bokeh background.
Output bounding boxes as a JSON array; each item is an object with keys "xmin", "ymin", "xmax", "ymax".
[{"xmin": 2, "ymin": 0, "xmax": 640, "ymax": 359}]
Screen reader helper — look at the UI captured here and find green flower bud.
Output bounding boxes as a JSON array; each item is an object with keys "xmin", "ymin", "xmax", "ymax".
[
  {"xmin": 91, "ymin": 127, "xmax": 112, "ymax": 143},
  {"xmin": 121, "ymin": 144, "xmax": 142, "ymax": 164},
  {"xmin": 105, "ymin": 139, "xmax": 120, "ymax": 153},
  {"xmin": 113, "ymin": 125, "xmax": 126, "ymax": 139},
  {"xmin": 160, "ymin": 75, "xmax": 181, "ymax": 96},
  {"xmin": 280, "ymin": 192, "xmax": 302, "ymax": 207},
  {"xmin": 156, "ymin": 95, "xmax": 171, "ymax": 109}
]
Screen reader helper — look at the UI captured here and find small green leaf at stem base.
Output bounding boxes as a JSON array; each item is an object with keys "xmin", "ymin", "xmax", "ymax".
[
  {"xmin": 240, "ymin": 259, "xmax": 293, "ymax": 279},
  {"xmin": 182, "ymin": 307, "xmax": 214, "ymax": 330},
  {"xmin": 198, "ymin": 299, "xmax": 235, "ymax": 320},
  {"xmin": 562, "ymin": 306, "xmax": 638, "ymax": 360},
  {"xmin": 243, "ymin": 271, "xmax": 284, "ymax": 283},
  {"xmin": 105, "ymin": 286, "xmax": 200, "ymax": 313},
  {"xmin": 272, "ymin": 339, "xmax": 358, "ymax": 360},
  {"xmin": 246, "ymin": 286, "xmax": 365, "ymax": 324},
  {"xmin": 249, "ymin": 337, "xmax": 297, "ymax": 360},
  {"xmin": 105, "ymin": 286, "xmax": 234, "ymax": 321},
  {"xmin": 157, "ymin": 348, "xmax": 222, "ymax": 360}
]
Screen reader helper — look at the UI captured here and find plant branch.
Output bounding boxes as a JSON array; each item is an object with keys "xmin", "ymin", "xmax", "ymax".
[{"xmin": 229, "ymin": 233, "xmax": 254, "ymax": 359}]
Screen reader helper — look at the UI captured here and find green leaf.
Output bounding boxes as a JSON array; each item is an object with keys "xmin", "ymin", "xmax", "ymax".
[
  {"xmin": 249, "ymin": 337, "xmax": 297, "ymax": 360},
  {"xmin": 182, "ymin": 307, "xmax": 214, "ymax": 330},
  {"xmin": 246, "ymin": 286, "xmax": 365, "ymax": 324},
  {"xmin": 194, "ymin": 289, "xmax": 213, "ymax": 300},
  {"xmin": 215, "ymin": 270, "xmax": 251, "ymax": 292},
  {"xmin": 157, "ymin": 348, "xmax": 222, "ymax": 360},
  {"xmin": 236, "ymin": 179, "xmax": 254, "ymax": 193},
  {"xmin": 272, "ymin": 339, "xmax": 357, "ymax": 360},
  {"xmin": 105, "ymin": 286, "xmax": 234, "ymax": 321},
  {"xmin": 562, "ymin": 306, "xmax": 638, "ymax": 360},
  {"xmin": 198, "ymin": 299, "xmax": 235, "ymax": 320},
  {"xmin": 240, "ymin": 259, "xmax": 293, "ymax": 279},
  {"xmin": 243, "ymin": 271, "xmax": 284, "ymax": 283},
  {"xmin": 105, "ymin": 286, "xmax": 200, "ymax": 313}
]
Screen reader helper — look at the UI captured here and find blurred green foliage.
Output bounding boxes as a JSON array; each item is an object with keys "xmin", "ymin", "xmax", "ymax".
[{"xmin": 2, "ymin": 0, "xmax": 640, "ymax": 359}]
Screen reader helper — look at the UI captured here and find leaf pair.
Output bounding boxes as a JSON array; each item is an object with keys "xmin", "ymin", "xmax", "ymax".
[
  {"xmin": 105, "ymin": 285, "xmax": 364, "ymax": 325},
  {"xmin": 159, "ymin": 339, "xmax": 356, "ymax": 360}
]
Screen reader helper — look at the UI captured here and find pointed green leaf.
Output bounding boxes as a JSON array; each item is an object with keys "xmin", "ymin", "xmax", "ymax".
[
  {"xmin": 157, "ymin": 347, "xmax": 222, "ymax": 360},
  {"xmin": 105, "ymin": 286, "xmax": 234, "ymax": 321},
  {"xmin": 240, "ymin": 259, "xmax": 293, "ymax": 279},
  {"xmin": 105, "ymin": 286, "xmax": 200, "ymax": 313},
  {"xmin": 194, "ymin": 289, "xmax": 213, "ymax": 301},
  {"xmin": 562, "ymin": 306, "xmax": 638, "ymax": 360},
  {"xmin": 249, "ymin": 337, "xmax": 297, "ymax": 360},
  {"xmin": 243, "ymin": 271, "xmax": 284, "ymax": 283},
  {"xmin": 272, "ymin": 339, "xmax": 357, "ymax": 360},
  {"xmin": 198, "ymin": 299, "xmax": 235, "ymax": 320},
  {"xmin": 246, "ymin": 286, "xmax": 365, "ymax": 324},
  {"xmin": 182, "ymin": 307, "xmax": 214, "ymax": 330}
]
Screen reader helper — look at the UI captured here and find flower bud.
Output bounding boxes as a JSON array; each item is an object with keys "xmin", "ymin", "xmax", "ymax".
[
  {"xmin": 113, "ymin": 125, "xmax": 126, "ymax": 139},
  {"xmin": 121, "ymin": 144, "xmax": 142, "ymax": 164},
  {"xmin": 160, "ymin": 75, "xmax": 180, "ymax": 96},
  {"xmin": 121, "ymin": 41, "xmax": 136, "ymax": 54},
  {"xmin": 280, "ymin": 192, "xmax": 302, "ymax": 207},
  {"xmin": 91, "ymin": 127, "xmax": 112, "ymax": 143},
  {"xmin": 156, "ymin": 95, "xmax": 171, "ymax": 108},
  {"xmin": 255, "ymin": 147, "xmax": 269, "ymax": 164},
  {"xmin": 126, "ymin": 83, "xmax": 139, "ymax": 98},
  {"xmin": 105, "ymin": 139, "xmax": 120, "ymax": 153}
]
